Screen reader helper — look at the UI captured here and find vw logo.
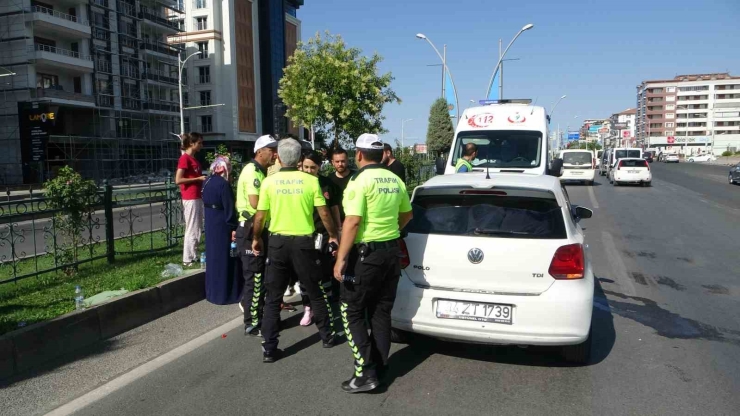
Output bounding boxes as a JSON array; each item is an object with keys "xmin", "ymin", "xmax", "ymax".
[{"xmin": 467, "ymin": 248, "xmax": 484, "ymax": 264}]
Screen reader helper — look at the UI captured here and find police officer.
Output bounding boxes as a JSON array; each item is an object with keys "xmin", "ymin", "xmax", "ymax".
[
  {"xmin": 455, "ymin": 143, "xmax": 477, "ymax": 173},
  {"xmin": 333, "ymin": 133, "xmax": 413, "ymax": 393},
  {"xmin": 236, "ymin": 135, "xmax": 277, "ymax": 336},
  {"xmin": 252, "ymin": 138, "xmax": 340, "ymax": 363}
]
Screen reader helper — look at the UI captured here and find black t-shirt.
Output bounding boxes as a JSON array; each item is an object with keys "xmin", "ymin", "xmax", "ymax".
[
  {"xmin": 387, "ymin": 159, "xmax": 406, "ymax": 183},
  {"xmin": 328, "ymin": 170, "xmax": 354, "ymax": 221},
  {"xmin": 314, "ymin": 175, "xmax": 341, "ymax": 235}
]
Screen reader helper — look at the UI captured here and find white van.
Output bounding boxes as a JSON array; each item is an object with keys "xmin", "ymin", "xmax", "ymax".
[
  {"xmin": 439, "ymin": 100, "xmax": 554, "ymax": 176},
  {"xmin": 559, "ymin": 149, "xmax": 596, "ymax": 185}
]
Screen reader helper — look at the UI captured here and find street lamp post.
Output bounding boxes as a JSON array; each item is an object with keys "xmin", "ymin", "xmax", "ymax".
[
  {"xmin": 485, "ymin": 23, "xmax": 534, "ymax": 99},
  {"xmin": 0, "ymin": 66, "xmax": 16, "ymax": 77},
  {"xmin": 550, "ymin": 94, "xmax": 567, "ymax": 118},
  {"xmin": 401, "ymin": 118, "xmax": 413, "ymax": 149},
  {"xmin": 178, "ymin": 51, "xmax": 202, "ymax": 136},
  {"xmin": 416, "ymin": 33, "xmax": 459, "ymax": 120}
]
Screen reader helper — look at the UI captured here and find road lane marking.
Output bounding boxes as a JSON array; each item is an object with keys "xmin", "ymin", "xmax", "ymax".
[
  {"xmin": 600, "ymin": 231, "xmax": 636, "ymax": 297},
  {"xmin": 587, "ymin": 186, "xmax": 599, "ymax": 209},
  {"xmin": 46, "ymin": 316, "xmax": 244, "ymax": 416}
]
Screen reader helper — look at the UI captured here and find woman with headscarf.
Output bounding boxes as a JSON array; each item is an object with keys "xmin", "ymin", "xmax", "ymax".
[{"xmin": 202, "ymin": 155, "xmax": 242, "ymax": 304}]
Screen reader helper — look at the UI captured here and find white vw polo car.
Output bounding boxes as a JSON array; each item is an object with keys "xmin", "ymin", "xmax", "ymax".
[{"xmin": 392, "ymin": 173, "xmax": 594, "ymax": 363}]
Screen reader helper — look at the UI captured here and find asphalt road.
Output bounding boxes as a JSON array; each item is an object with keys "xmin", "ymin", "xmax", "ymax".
[{"xmin": 2, "ymin": 163, "xmax": 739, "ymax": 415}]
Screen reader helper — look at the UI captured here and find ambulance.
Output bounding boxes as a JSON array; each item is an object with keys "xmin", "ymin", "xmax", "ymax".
[{"xmin": 437, "ymin": 99, "xmax": 559, "ymax": 176}]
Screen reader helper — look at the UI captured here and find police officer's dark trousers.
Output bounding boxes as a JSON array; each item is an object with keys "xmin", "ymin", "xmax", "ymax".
[
  {"xmin": 340, "ymin": 241, "xmax": 401, "ymax": 379},
  {"xmin": 236, "ymin": 222, "xmax": 267, "ymax": 328},
  {"xmin": 262, "ymin": 234, "xmax": 335, "ymax": 352}
]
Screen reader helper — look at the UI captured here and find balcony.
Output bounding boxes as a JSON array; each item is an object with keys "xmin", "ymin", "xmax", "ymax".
[
  {"xmin": 122, "ymin": 97, "xmax": 142, "ymax": 110},
  {"xmin": 30, "ymin": 6, "xmax": 91, "ymax": 37},
  {"xmin": 139, "ymin": 6, "xmax": 183, "ymax": 33},
  {"xmin": 30, "ymin": 86, "xmax": 96, "ymax": 107},
  {"xmin": 143, "ymin": 69, "xmax": 178, "ymax": 85},
  {"xmin": 30, "ymin": 44, "xmax": 94, "ymax": 72},
  {"xmin": 140, "ymin": 41, "xmax": 180, "ymax": 59},
  {"xmin": 117, "ymin": 2, "xmax": 137, "ymax": 19},
  {"xmin": 143, "ymin": 100, "xmax": 179, "ymax": 113}
]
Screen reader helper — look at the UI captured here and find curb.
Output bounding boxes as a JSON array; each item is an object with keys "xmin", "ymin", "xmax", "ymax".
[{"xmin": 0, "ymin": 270, "xmax": 206, "ymax": 380}]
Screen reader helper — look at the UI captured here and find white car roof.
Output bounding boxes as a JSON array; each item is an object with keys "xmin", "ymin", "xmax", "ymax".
[
  {"xmin": 420, "ymin": 172, "xmax": 564, "ymax": 193},
  {"xmin": 615, "ymin": 157, "xmax": 645, "ymax": 161},
  {"xmin": 560, "ymin": 149, "xmax": 592, "ymax": 153}
]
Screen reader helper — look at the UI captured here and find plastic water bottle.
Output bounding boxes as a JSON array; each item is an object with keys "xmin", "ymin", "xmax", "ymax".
[
  {"xmin": 200, "ymin": 252, "xmax": 206, "ymax": 269},
  {"xmin": 230, "ymin": 241, "xmax": 238, "ymax": 258},
  {"xmin": 74, "ymin": 286, "xmax": 84, "ymax": 310}
]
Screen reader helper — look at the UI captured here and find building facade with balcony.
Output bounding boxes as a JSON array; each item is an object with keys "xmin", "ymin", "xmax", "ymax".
[
  {"xmin": 608, "ymin": 108, "xmax": 636, "ymax": 147},
  {"xmin": 636, "ymin": 73, "xmax": 740, "ymax": 156},
  {"xmin": 0, "ymin": 0, "xmax": 188, "ymax": 184},
  {"xmin": 169, "ymin": 0, "xmax": 303, "ymax": 159}
]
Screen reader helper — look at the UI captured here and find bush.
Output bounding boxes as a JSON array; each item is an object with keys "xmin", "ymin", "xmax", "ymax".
[
  {"xmin": 44, "ymin": 166, "xmax": 99, "ymax": 276},
  {"xmin": 722, "ymin": 150, "xmax": 733, "ymax": 157}
]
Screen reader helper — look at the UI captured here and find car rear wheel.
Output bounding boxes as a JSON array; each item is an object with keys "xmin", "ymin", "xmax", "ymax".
[
  {"xmin": 689, "ymin": 158, "xmax": 695, "ymax": 163},
  {"xmin": 586, "ymin": 180, "xmax": 594, "ymax": 186},
  {"xmin": 612, "ymin": 180, "xmax": 618, "ymax": 186},
  {"xmin": 561, "ymin": 331, "xmax": 592, "ymax": 364},
  {"xmin": 730, "ymin": 175, "xmax": 735, "ymax": 185},
  {"xmin": 642, "ymin": 181, "xmax": 651, "ymax": 187}
]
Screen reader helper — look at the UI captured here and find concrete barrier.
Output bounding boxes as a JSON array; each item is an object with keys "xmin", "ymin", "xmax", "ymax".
[{"xmin": 0, "ymin": 270, "xmax": 205, "ymax": 380}]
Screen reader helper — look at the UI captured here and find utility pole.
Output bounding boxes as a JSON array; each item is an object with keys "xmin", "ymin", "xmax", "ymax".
[
  {"xmin": 498, "ymin": 39, "xmax": 503, "ymax": 100},
  {"xmin": 441, "ymin": 45, "xmax": 446, "ymax": 98}
]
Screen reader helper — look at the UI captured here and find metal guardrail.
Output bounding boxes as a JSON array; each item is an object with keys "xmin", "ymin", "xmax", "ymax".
[
  {"xmin": 33, "ymin": 5, "xmax": 89, "ymax": 25},
  {"xmin": 0, "ymin": 179, "xmax": 184, "ymax": 284},
  {"xmin": 32, "ymin": 44, "xmax": 92, "ymax": 61}
]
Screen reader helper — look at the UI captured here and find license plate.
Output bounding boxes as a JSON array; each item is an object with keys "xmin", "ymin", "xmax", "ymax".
[
  {"xmin": 436, "ymin": 299, "xmax": 513, "ymax": 324},
  {"xmin": 571, "ymin": 171, "xmax": 583, "ymax": 174},
  {"xmin": 628, "ymin": 170, "xmax": 638, "ymax": 173}
]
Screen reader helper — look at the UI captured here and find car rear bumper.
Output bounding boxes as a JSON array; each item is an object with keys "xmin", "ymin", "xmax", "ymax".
[
  {"xmin": 560, "ymin": 169, "xmax": 596, "ymax": 181},
  {"xmin": 613, "ymin": 172, "xmax": 651, "ymax": 183},
  {"xmin": 391, "ymin": 272, "xmax": 594, "ymax": 346}
]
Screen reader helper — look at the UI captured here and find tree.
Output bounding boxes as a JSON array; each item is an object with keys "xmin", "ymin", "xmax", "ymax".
[
  {"xmin": 278, "ymin": 31, "xmax": 400, "ymax": 149},
  {"xmin": 426, "ymin": 98, "xmax": 455, "ymax": 157}
]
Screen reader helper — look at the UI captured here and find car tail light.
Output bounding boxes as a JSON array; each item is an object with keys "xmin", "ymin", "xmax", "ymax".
[
  {"xmin": 591, "ymin": 159, "xmax": 596, "ymax": 169},
  {"xmin": 645, "ymin": 161, "xmax": 650, "ymax": 171},
  {"xmin": 617, "ymin": 161, "xmax": 623, "ymax": 170},
  {"xmin": 459, "ymin": 190, "xmax": 508, "ymax": 196},
  {"xmin": 548, "ymin": 244, "xmax": 584, "ymax": 280},
  {"xmin": 399, "ymin": 238, "xmax": 410, "ymax": 269}
]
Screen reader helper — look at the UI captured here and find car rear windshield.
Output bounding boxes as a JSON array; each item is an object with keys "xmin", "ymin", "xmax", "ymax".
[
  {"xmin": 562, "ymin": 152, "xmax": 592, "ymax": 165},
  {"xmin": 451, "ymin": 130, "xmax": 542, "ymax": 169},
  {"xmin": 619, "ymin": 159, "xmax": 648, "ymax": 168},
  {"xmin": 406, "ymin": 195, "xmax": 566, "ymax": 239},
  {"xmin": 615, "ymin": 150, "xmax": 641, "ymax": 159}
]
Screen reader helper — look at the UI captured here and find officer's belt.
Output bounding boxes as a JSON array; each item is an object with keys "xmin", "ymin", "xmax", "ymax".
[
  {"xmin": 270, "ymin": 233, "xmax": 313, "ymax": 239},
  {"xmin": 360, "ymin": 239, "xmax": 399, "ymax": 250},
  {"xmin": 204, "ymin": 203, "xmax": 224, "ymax": 210}
]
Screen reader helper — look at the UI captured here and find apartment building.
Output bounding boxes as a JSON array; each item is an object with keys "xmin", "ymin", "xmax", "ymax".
[
  {"xmin": 636, "ymin": 73, "xmax": 740, "ymax": 155},
  {"xmin": 609, "ymin": 108, "xmax": 636, "ymax": 147},
  {"xmin": 169, "ymin": 0, "xmax": 303, "ymax": 157},
  {"xmin": 0, "ymin": 0, "xmax": 185, "ymax": 184}
]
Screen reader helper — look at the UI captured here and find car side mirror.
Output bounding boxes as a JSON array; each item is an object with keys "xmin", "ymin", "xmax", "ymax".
[
  {"xmin": 435, "ymin": 157, "xmax": 446, "ymax": 175},
  {"xmin": 574, "ymin": 206, "xmax": 593, "ymax": 221},
  {"xmin": 548, "ymin": 158, "xmax": 564, "ymax": 177}
]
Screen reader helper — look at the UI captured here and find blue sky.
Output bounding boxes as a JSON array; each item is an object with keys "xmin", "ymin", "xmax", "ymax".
[{"xmin": 298, "ymin": 0, "xmax": 740, "ymax": 145}]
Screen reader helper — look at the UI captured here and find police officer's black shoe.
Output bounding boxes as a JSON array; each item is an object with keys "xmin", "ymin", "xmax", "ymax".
[
  {"xmin": 245, "ymin": 325, "xmax": 261, "ymax": 337},
  {"xmin": 341, "ymin": 375, "xmax": 380, "ymax": 393},
  {"xmin": 263, "ymin": 349, "xmax": 282, "ymax": 363},
  {"xmin": 322, "ymin": 334, "xmax": 343, "ymax": 348}
]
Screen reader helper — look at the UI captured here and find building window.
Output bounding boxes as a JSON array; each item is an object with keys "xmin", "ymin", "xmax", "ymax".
[
  {"xmin": 195, "ymin": 17, "xmax": 207, "ymax": 30},
  {"xmin": 201, "ymin": 115, "xmax": 212, "ymax": 132},
  {"xmin": 666, "ymin": 96, "xmax": 675, "ymax": 102},
  {"xmin": 194, "ymin": 0, "xmax": 206, "ymax": 9},
  {"xmin": 666, "ymin": 104, "xmax": 675, "ymax": 110},
  {"xmin": 183, "ymin": 91, "xmax": 189, "ymax": 105},
  {"xmin": 665, "ymin": 131, "xmax": 674, "ymax": 136},
  {"xmin": 197, "ymin": 41, "xmax": 209, "ymax": 58},
  {"xmin": 665, "ymin": 122, "xmax": 674, "ymax": 128},
  {"xmin": 666, "ymin": 113, "xmax": 675, "ymax": 119},
  {"xmin": 36, "ymin": 73, "xmax": 59, "ymax": 89},
  {"xmin": 666, "ymin": 87, "xmax": 675, "ymax": 93},
  {"xmin": 197, "ymin": 66, "xmax": 210, "ymax": 84},
  {"xmin": 174, "ymin": 19, "xmax": 185, "ymax": 31},
  {"xmin": 200, "ymin": 90, "xmax": 211, "ymax": 105},
  {"xmin": 184, "ymin": 116, "xmax": 191, "ymax": 133}
]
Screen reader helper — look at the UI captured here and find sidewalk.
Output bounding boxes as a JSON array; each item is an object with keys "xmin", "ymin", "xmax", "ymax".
[{"xmin": 709, "ymin": 156, "xmax": 740, "ymax": 166}]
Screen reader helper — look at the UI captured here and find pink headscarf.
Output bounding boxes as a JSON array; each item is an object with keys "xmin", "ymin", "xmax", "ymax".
[{"xmin": 209, "ymin": 155, "xmax": 232, "ymax": 180}]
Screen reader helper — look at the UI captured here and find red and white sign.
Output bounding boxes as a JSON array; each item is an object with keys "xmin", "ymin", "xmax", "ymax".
[
  {"xmin": 468, "ymin": 113, "xmax": 494, "ymax": 128},
  {"xmin": 622, "ymin": 131, "xmax": 630, "ymax": 138},
  {"xmin": 598, "ymin": 127, "xmax": 609, "ymax": 134},
  {"xmin": 507, "ymin": 112, "xmax": 527, "ymax": 124},
  {"xmin": 667, "ymin": 136, "xmax": 675, "ymax": 144}
]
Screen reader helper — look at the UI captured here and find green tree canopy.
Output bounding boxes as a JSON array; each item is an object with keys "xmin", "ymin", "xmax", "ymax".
[
  {"xmin": 426, "ymin": 98, "xmax": 455, "ymax": 157},
  {"xmin": 278, "ymin": 31, "xmax": 400, "ymax": 149}
]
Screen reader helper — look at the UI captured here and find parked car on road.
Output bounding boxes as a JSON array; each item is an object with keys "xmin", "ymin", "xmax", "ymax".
[
  {"xmin": 688, "ymin": 154, "xmax": 717, "ymax": 163},
  {"xmin": 643, "ymin": 152, "xmax": 654, "ymax": 163},
  {"xmin": 609, "ymin": 158, "xmax": 652, "ymax": 187},
  {"xmin": 663, "ymin": 154, "xmax": 680, "ymax": 163},
  {"xmin": 559, "ymin": 149, "xmax": 596, "ymax": 185},
  {"xmin": 729, "ymin": 163, "xmax": 740, "ymax": 185},
  {"xmin": 393, "ymin": 172, "xmax": 595, "ymax": 364}
]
